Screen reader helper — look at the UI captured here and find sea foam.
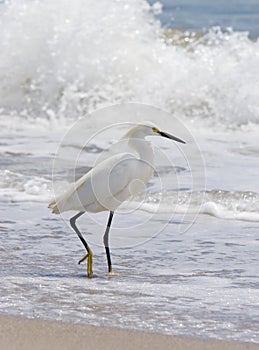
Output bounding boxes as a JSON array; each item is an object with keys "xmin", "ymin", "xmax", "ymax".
[{"xmin": 0, "ymin": 0, "xmax": 258, "ymax": 126}]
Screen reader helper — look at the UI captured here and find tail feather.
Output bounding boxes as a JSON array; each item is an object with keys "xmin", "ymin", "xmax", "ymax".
[{"xmin": 48, "ymin": 200, "xmax": 60, "ymax": 214}]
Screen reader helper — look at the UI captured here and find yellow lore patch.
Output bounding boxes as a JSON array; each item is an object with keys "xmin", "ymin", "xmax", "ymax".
[{"xmin": 152, "ymin": 127, "xmax": 160, "ymax": 133}]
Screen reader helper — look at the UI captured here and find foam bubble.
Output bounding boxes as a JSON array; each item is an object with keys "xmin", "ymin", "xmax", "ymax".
[
  {"xmin": 124, "ymin": 190, "xmax": 259, "ymax": 222},
  {"xmin": 0, "ymin": 170, "xmax": 52, "ymax": 202}
]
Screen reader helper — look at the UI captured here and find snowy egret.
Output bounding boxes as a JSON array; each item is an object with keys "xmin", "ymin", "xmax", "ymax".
[{"xmin": 48, "ymin": 123, "xmax": 185, "ymax": 277}]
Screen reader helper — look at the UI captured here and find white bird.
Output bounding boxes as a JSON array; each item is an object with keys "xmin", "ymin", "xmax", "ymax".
[{"xmin": 48, "ymin": 123, "xmax": 185, "ymax": 277}]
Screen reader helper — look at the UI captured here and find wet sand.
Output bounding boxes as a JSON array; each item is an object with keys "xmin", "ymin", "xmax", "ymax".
[{"xmin": 0, "ymin": 315, "xmax": 258, "ymax": 350}]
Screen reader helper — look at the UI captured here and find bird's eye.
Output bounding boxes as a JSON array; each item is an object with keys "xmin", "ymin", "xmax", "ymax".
[{"xmin": 152, "ymin": 127, "xmax": 160, "ymax": 133}]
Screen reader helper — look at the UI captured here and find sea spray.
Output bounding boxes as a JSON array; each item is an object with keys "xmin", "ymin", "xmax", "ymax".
[{"xmin": 0, "ymin": 0, "xmax": 258, "ymax": 126}]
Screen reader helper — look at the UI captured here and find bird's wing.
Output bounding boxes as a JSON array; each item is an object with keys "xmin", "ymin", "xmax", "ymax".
[{"xmin": 49, "ymin": 152, "xmax": 151, "ymax": 213}]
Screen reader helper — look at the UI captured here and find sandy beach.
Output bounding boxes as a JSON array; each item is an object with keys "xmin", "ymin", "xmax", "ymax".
[{"xmin": 0, "ymin": 315, "xmax": 258, "ymax": 350}]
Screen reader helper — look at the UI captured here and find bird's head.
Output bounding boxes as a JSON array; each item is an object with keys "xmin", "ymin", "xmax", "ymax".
[{"xmin": 124, "ymin": 122, "xmax": 185, "ymax": 144}]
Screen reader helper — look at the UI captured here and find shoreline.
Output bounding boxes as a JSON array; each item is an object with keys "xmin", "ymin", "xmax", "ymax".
[{"xmin": 0, "ymin": 315, "xmax": 258, "ymax": 350}]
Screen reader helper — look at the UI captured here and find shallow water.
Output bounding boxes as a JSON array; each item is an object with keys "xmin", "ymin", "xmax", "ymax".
[
  {"xmin": 1, "ymin": 203, "xmax": 259, "ymax": 342},
  {"xmin": 0, "ymin": 121, "xmax": 259, "ymax": 343}
]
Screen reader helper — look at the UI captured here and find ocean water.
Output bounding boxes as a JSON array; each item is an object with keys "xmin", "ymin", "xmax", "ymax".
[
  {"xmin": 0, "ymin": 0, "xmax": 259, "ymax": 344},
  {"xmin": 149, "ymin": 0, "xmax": 259, "ymax": 38}
]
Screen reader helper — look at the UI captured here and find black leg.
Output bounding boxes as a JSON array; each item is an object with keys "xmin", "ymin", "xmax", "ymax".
[
  {"xmin": 103, "ymin": 211, "xmax": 114, "ymax": 274},
  {"xmin": 70, "ymin": 211, "xmax": 93, "ymax": 277}
]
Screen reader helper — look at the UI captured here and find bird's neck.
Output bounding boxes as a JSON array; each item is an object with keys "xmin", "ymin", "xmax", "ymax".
[{"xmin": 128, "ymin": 138, "xmax": 154, "ymax": 164}]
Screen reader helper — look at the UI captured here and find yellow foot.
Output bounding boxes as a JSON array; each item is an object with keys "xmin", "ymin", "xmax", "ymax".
[
  {"xmin": 87, "ymin": 250, "xmax": 93, "ymax": 277},
  {"xmin": 108, "ymin": 271, "xmax": 116, "ymax": 277},
  {"xmin": 108, "ymin": 268, "xmax": 118, "ymax": 277},
  {"xmin": 78, "ymin": 250, "xmax": 93, "ymax": 278},
  {"xmin": 78, "ymin": 254, "xmax": 88, "ymax": 264}
]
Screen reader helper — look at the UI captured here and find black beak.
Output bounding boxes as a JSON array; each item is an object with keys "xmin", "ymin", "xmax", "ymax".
[{"xmin": 159, "ymin": 131, "xmax": 186, "ymax": 144}]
